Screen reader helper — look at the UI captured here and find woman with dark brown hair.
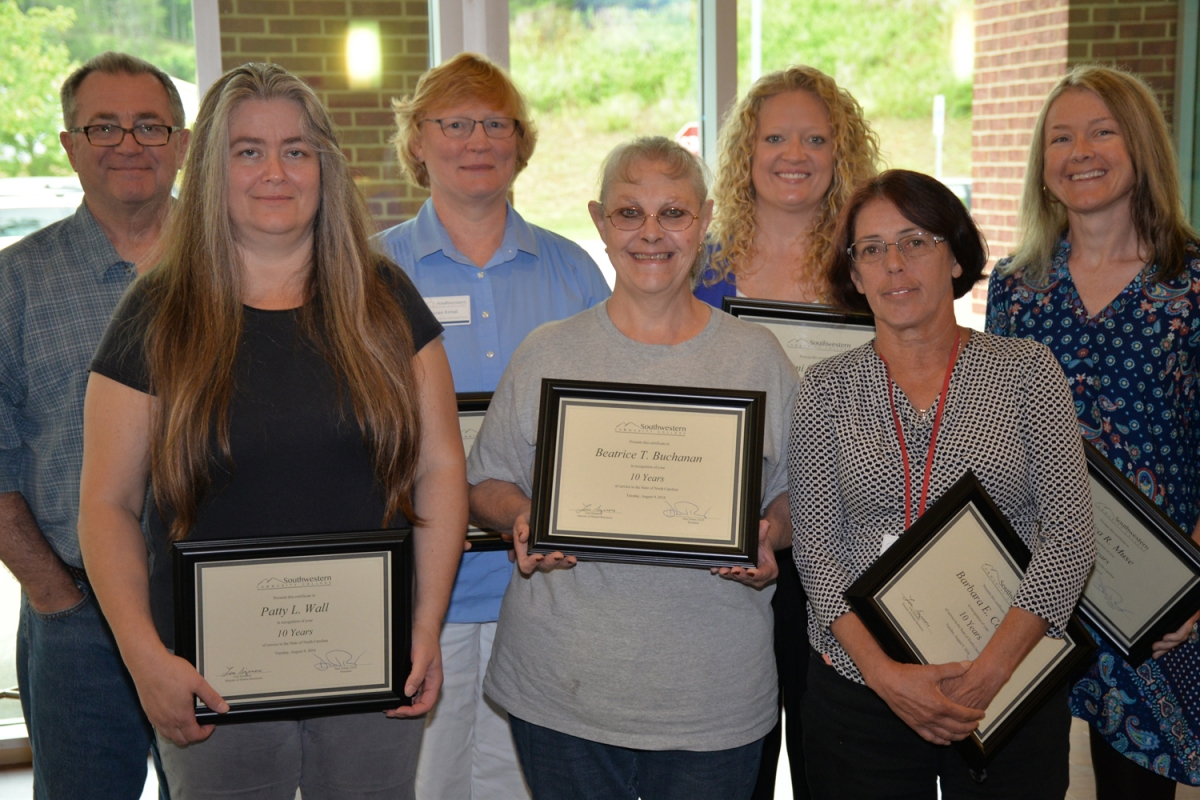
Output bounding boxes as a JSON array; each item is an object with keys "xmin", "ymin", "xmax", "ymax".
[
  {"xmin": 793, "ymin": 169, "xmax": 1094, "ymax": 797},
  {"xmin": 76, "ymin": 63, "xmax": 465, "ymax": 798}
]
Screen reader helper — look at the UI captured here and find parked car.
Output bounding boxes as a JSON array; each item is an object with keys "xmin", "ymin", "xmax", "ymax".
[{"xmin": 0, "ymin": 177, "xmax": 84, "ymax": 251}]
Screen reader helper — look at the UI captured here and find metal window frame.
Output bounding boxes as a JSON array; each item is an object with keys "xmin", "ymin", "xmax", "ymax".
[
  {"xmin": 193, "ymin": 0, "xmax": 222, "ymax": 95},
  {"xmin": 1177, "ymin": 0, "xmax": 1199, "ymax": 226},
  {"xmin": 699, "ymin": 0, "xmax": 738, "ymax": 167},
  {"xmin": 430, "ymin": 0, "xmax": 738, "ymax": 164},
  {"xmin": 429, "ymin": 0, "xmax": 511, "ymax": 69}
]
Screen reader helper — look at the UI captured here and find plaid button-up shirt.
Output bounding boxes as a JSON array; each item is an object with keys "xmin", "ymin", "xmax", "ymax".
[{"xmin": 0, "ymin": 202, "xmax": 136, "ymax": 567}]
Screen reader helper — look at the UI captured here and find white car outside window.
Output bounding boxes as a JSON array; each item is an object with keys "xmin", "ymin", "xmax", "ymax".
[{"xmin": 0, "ymin": 177, "xmax": 84, "ymax": 250}]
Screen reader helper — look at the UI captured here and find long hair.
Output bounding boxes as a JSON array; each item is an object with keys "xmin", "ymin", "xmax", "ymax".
[
  {"xmin": 707, "ymin": 66, "xmax": 880, "ymax": 298},
  {"xmin": 391, "ymin": 52, "xmax": 538, "ymax": 189},
  {"xmin": 829, "ymin": 170, "xmax": 987, "ymax": 313},
  {"xmin": 143, "ymin": 62, "xmax": 423, "ymax": 541},
  {"xmin": 1005, "ymin": 64, "xmax": 1197, "ymax": 282}
]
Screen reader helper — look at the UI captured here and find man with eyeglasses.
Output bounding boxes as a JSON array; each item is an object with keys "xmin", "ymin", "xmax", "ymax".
[{"xmin": 0, "ymin": 51, "xmax": 187, "ymax": 799}]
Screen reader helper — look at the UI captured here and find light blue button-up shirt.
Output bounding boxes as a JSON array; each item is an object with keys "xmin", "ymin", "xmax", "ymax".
[
  {"xmin": 377, "ymin": 198, "xmax": 611, "ymax": 622},
  {"xmin": 0, "ymin": 203, "xmax": 136, "ymax": 567}
]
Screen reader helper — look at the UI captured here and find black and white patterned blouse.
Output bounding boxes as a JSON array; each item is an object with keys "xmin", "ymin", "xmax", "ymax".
[{"xmin": 788, "ymin": 331, "xmax": 1096, "ymax": 684}]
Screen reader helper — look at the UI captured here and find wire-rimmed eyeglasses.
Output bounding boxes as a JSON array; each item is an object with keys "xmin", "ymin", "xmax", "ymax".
[
  {"xmin": 603, "ymin": 206, "xmax": 699, "ymax": 232},
  {"xmin": 421, "ymin": 117, "xmax": 522, "ymax": 139},
  {"xmin": 848, "ymin": 232, "xmax": 945, "ymax": 263},
  {"xmin": 68, "ymin": 124, "xmax": 183, "ymax": 147}
]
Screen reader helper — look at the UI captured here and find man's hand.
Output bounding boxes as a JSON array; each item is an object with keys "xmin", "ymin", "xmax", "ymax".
[
  {"xmin": 0, "ymin": 492, "xmax": 84, "ymax": 614},
  {"xmin": 25, "ymin": 571, "xmax": 84, "ymax": 615}
]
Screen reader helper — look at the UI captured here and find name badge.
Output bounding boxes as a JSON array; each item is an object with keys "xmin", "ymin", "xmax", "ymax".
[{"xmin": 425, "ymin": 295, "xmax": 471, "ymax": 326}]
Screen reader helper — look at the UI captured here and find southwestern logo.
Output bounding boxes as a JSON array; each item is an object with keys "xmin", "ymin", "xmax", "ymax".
[
  {"xmin": 786, "ymin": 335, "xmax": 853, "ymax": 352},
  {"xmin": 614, "ymin": 421, "xmax": 686, "ymax": 436},
  {"xmin": 257, "ymin": 575, "xmax": 333, "ymax": 590}
]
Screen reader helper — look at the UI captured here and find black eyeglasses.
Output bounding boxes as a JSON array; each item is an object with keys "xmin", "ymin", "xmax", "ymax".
[
  {"xmin": 421, "ymin": 117, "xmax": 522, "ymax": 139},
  {"xmin": 68, "ymin": 124, "xmax": 183, "ymax": 147}
]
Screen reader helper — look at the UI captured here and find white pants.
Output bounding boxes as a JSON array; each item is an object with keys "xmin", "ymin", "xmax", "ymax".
[{"xmin": 415, "ymin": 621, "xmax": 532, "ymax": 800}]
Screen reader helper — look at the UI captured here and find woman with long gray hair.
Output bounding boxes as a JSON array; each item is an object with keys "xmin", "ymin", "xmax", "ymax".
[{"xmin": 76, "ymin": 63, "xmax": 465, "ymax": 798}]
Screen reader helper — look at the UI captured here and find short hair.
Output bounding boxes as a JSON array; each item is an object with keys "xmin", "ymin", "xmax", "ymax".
[
  {"xmin": 829, "ymin": 169, "xmax": 988, "ymax": 313},
  {"xmin": 596, "ymin": 136, "xmax": 711, "ymax": 281},
  {"xmin": 391, "ymin": 52, "xmax": 537, "ymax": 188},
  {"xmin": 597, "ymin": 135, "xmax": 709, "ymax": 207},
  {"xmin": 1005, "ymin": 64, "xmax": 1196, "ymax": 283},
  {"xmin": 61, "ymin": 51, "xmax": 186, "ymax": 129},
  {"xmin": 707, "ymin": 65, "xmax": 881, "ymax": 297}
]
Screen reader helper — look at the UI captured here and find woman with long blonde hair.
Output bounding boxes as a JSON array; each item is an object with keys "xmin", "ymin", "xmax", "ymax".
[
  {"xmin": 988, "ymin": 64, "xmax": 1200, "ymax": 798},
  {"xmin": 77, "ymin": 62, "xmax": 465, "ymax": 798},
  {"xmin": 695, "ymin": 66, "xmax": 879, "ymax": 799}
]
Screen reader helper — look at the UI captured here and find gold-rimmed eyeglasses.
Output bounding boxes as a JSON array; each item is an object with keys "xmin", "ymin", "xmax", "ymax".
[{"xmin": 604, "ymin": 206, "xmax": 699, "ymax": 232}]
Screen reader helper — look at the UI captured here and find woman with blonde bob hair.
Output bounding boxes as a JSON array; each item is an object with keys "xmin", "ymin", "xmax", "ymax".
[
  {"xmin": 379, "ymin": 51, "xmax": 609, "ymax": 800},
  {"xmin": 695, "ymin": 65, "xmax": 879, "ymax": 799},
  {"xmin": 78, "ymin": 62, "xmax": 465, "ymax": 798},
  {"xmin": 697, "ymin": 65, "xmax": 880, "ymax": 304},
  {"xmin": 988, "ymin": 64, "xmax": 1200, "ymax": 797}
]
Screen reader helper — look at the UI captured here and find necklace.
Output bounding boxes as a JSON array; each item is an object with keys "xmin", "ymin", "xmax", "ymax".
[{"xmin": 878, "ymin": 330, "xmax": 962, "ymax": 529}]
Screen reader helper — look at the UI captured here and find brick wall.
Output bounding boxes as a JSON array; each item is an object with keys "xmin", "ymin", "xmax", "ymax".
[
  {"xmin": 970, "ymin": 0, "xmax": 1180, "ymax": 317},
  {"xmin": 972, "ymin": 0, "xmax": 1070, "ymax": 274},
  {"xmin": 218, "ymin": 0, "xmax": 430, "ymax": 230},
  {"xmin": 1067, "ymin": 2, "xmax": 1178, "ymax": 122}
]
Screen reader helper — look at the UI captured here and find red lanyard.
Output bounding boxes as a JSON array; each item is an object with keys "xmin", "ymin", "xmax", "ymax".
[{"xmin": 879, "ymin": 330, "xmax": 960, "ymax": 530}]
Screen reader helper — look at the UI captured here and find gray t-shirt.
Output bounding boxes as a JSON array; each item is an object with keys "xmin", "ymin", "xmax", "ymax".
[{"xmin": 469, "ymin": 301, "xmax": 800, "ymax": 751}]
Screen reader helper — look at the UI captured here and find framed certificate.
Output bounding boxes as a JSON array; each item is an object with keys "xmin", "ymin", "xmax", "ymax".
[
  {"xmin": 529, "ymin": 379, "xmax": 765, "ymax": 568},
  {"xmin": 721, "ymin": 297, "xmax": 875, "ymax": 377},
  {"xmin": 173, "ymin": 530, "xmax": 413, "ymax": 724},
  {"xmin": 458, "ymin": 392, "xmax": 507, "ymax": 551},
  {"xmin": 845, "ymin": 472, "xmax": 1093, "ymax": 767},
  {"xmin": 1077, "ymin": 442, "xmax": 1200, "ymax": 664}
]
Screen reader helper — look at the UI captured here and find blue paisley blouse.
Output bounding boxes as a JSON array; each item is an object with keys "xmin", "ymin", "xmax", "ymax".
[{"xmin": 987, "ymin": 238, "xmax": 1200, "ymax": 784}]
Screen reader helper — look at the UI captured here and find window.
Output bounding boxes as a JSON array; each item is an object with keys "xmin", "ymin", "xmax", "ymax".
[{"xmin": 509, "ymin": 0, "xmax": 701, "ymax": 282}]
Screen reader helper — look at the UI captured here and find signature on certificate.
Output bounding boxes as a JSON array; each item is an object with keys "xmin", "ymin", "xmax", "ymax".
[
  {"xmin": 901, "ymin": 594, "xmax": 929, "ymax": 630},
  {"xmin": 313, "ymin": 650, "xmax": 365, "ymax": 671},
  {"xmin": 574, "ymin": 503, "xmax": 617, "ymax": 518},
  {"xmin": 221, "ymin": 666, "xmax": 267, "ymax": 679},
  {"xmin": 662, "ymin": 501, "xmax": 711, "ymax": 523},
  {"xmin": 1094, "ymin": 577, "xmax": 1132, "ymax": 615}
]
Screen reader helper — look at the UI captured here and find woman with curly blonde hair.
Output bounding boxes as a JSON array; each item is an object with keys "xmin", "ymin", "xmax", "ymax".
[
  {"xmin": 693, "ymin": 66, "xmax": 879, "ymax": 800},
  {"xmin": 696, "ymin": 66, "xmax": 880, "ymax": 305}
]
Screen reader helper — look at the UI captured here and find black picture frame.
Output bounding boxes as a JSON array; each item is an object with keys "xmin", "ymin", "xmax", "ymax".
[
  {"xmin": 174, "ymin": 530, "xmax": 413, "ymax": 724},
  {"xmin": 845, "ymin": 472, "xmax": 1094, "ymax": 767},
  {"xmin": 1077, "ymin": 442, "xmax": 1200, "ymax": 664},
  {"xmin": 721, "ymin": 298, "xmax": 875, "ymax": 377},
  {"xmin": 529, "ymin": 378, "xmax": 765, "ymax": 569},
  {"xmin": 458, "ymin": 392, "xmax": 508, "ymax": 551}
]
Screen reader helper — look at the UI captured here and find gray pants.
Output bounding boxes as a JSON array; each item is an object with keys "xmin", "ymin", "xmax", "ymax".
[{"xmin": 157, "ymin": 712, "xmax": 424, "ymax": 799}]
